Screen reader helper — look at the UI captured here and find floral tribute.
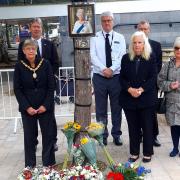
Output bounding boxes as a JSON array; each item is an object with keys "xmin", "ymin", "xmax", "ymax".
[
  {"xmin": 106, "ymin": 161, "xmax": 151, "ymax": 180},
  {"xmin": 17, "ymin": 122, "xmax": 150, "ymax": 180},
  {"xmin": 61, "ymin": 121, "xmax": 81, "ymax": 169},
  {"xmin": 59, "ymin": 165, "xmax": 103, "ymax": 180},
  {"xmin": 17, "ymin": 166, "xmax": 60, "ymax": 180}
]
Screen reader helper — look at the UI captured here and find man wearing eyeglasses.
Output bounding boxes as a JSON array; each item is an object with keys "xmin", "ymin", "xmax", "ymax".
[
  {"xmin": 90, "ymin": 11, "xmax": 126, "ymax": 146},
  {"xmin": 138, "ymin": 20, "xmax": 162, "ymax": 147}
]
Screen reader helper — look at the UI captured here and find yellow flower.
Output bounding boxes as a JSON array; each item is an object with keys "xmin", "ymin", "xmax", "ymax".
[
  {"xmin": 80, "ymin": 137, "xmax": 89, "ymax": 145},
  {"xmin": 73, "ymin": 124, "xmax": 81, "ymax": 130},
  {"xmin": 64, "ymin": 124, "xmax": 69, "ymax": 130}
]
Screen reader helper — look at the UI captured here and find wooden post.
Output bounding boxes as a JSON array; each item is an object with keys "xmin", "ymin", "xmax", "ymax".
[{"xmin": 74, "ymin": 37, "xmax": 91, "ymax": 131}]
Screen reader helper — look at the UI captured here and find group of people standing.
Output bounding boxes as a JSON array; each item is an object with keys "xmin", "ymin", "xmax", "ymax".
[
  {"xmin": 13, "ymin": 11, "xmax": 180, "ymax": 168},
  {"xmin": 91, "ymin": 11, "xmax": 180, "ymax": 163}
]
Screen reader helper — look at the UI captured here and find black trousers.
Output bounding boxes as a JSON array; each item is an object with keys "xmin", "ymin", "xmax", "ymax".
[
  {"xmin": 21, "ymin": 112, "xmax": 56, "ymax": 167},
  {"xmin": 124, "ymin": 107, "xmax": 154, "ymax": 156},
  {"xmin": 171, "ymin": 125, "xmax": 180, "ymax": 151},
  {"xmin": 93, "ymin": 74, "xmax": 122, "ymax": 139}
]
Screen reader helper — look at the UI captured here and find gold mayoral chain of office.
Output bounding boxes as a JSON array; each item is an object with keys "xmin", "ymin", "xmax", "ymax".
[{"xmin": 20, "ymin": 59, "xmax": 44, "ymax": 79}]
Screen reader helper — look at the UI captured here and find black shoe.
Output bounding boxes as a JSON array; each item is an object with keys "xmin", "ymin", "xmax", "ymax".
[
  {"xmin": 169, "ymin": 149, "xmax": 179, "ymax": 157},
  {"xmin": 113, "ymin": 137, "xmax": 123, "ymax": 146},
  {"xmin": 54, "ymin": 96, "xmax": 60, "ymax": 105},
  {"xmin": 154, "ymin": 139, "xmax": 161, "ymax": 147},
  {"xmin": 103, "ymin": 138, "xmax": 107, "ymax": 146},
  {"xmin": 142, "ymin": 156, "xmax": 151, "ymax": 163},
  {"xmin": 128, "ymin": 155, "xmax": 139, "ymax": 162},
  {"xmin": 54, "ymin": 143, "xmax": 58, "ymax": 151}
]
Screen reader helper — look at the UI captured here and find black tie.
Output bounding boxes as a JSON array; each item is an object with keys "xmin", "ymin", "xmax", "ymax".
[{"xmin": 105, "ymin": 34, "xmax": 112, "ymax": 68}]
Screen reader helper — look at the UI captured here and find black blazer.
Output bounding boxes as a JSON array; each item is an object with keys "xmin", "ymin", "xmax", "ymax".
[
  {"xmin": 18, "ymin": 38, "xmax": 59, "ymax": 74},
  {"xmin": 13, "ymin": 58, "xmax": 55, "ymax": 113},
  {"xmin": 149, "ymin": 39, "xmax": 162, "ymax": 73},
  {"xmin": 119, "ymin": 53, "xmax": 157, "ymax": 110}
]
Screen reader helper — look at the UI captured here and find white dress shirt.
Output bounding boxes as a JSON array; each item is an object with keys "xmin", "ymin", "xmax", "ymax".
[
  {"xmin": 31, "ymin": 37, "xmax": 42, "ymax": 56},
  {"xmin": 90, "ymin": 30, "xmax": 126, "ymax": 76}
]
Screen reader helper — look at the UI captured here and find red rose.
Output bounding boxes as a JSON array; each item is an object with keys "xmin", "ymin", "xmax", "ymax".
[
  {"xmin": 23, "ymin": 169, "xmax": 32, "ymax": 179},
  {"xmin": 107, "ymin": 171, "xmax": 124, "ymax": 180}
]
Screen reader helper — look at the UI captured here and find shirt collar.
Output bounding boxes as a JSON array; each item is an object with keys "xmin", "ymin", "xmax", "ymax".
[
  {"xmin": 102, "ymin": 30, "xmax": 113, "ymax": 37},
  {"xmin": 31, "ymin": 37, "xmax": 41, "ymax": 43}
]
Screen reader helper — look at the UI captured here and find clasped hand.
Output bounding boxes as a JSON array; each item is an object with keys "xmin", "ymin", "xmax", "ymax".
[
  {"xmin": 26, "ymin": 105, "xmax": 46, "ymax": 116},
  {"xmin": 102, "ymin": 68, "xmax": 113, "ymax": 78},
  {"xmin": 170, "ymin": 81, "xmax": 179, "ymax": 90},
  {"xmin": 128, "ymin": 87, "xmax": 144, "ymax": 98}
]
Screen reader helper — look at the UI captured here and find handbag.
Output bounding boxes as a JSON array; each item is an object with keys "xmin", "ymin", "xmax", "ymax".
[
  {"xmin": 156, "ymin": 61, "xmax": 170, "ymax": 114},
  {"xmin": 157, "ymin": 91, "xmax": 166, "ymax": 114}
]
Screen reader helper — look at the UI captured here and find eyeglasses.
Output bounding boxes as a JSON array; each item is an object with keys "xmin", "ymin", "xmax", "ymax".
[
  {"xmin": 25, "ymin": 47, "xmax": 37, "ymax": 51},
  {"xmin": 174, "ymin": 47, "xmax": 180, "ymax": 51},
  {"xmin": 101, "ymin": 19, "xmax": 113, "ymax": 23}
]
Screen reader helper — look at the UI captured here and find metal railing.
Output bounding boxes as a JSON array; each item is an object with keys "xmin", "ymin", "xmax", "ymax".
[{"xmin": 0, "ymin": 67, "xmax": 78, "ymax": 133}]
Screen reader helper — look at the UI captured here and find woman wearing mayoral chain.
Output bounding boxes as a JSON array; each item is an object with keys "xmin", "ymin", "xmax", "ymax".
[{"xmin": 13, "ymin": 39, "xmax": 56, "ymax": 167}]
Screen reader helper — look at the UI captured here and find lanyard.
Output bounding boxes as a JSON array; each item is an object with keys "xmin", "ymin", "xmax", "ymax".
[{"xmin": 102, "ymin": 31, "xmax": 114, "ymax": 47}]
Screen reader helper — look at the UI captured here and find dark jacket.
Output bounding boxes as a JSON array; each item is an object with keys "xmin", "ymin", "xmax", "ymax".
[
  {"xmin": 13, "ymin": 58, "xmax": 55, "ymax": 113},
  {"xmin": 18, "ymin": 38, "xmax": 59, "ymax": 74},
  {"xmin": 149, "ymin": 39, "xmax": 162, "ymax": 73},
  {"xmin": 119, "ymin": 53, "xmax": 157, "ymax": 110}
]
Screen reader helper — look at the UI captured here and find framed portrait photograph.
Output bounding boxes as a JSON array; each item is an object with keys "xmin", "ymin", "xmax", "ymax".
[{"xmin": 68, "ymin": 4, "xmax": 95, "ymax": 37}]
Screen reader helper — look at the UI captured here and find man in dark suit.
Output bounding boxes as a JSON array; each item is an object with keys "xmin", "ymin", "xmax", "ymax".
[
  {"xmin": 138, "ymin": 20, "xmax": 162, "ymax": 147},
  {"xmin": 18, "ymin": 18, "xmax": 59, "ymax": 151}
]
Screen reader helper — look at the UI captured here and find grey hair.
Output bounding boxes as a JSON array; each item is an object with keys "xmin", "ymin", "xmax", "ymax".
[
  {"xmin": 173, "ymin": 37, "xmax": 180, "ymax": 48},
  {"xmin": 30, "ymin": 17, "xmax": 43, "ymax": 27},
  {"xmin": 76, "ymin": 8, "xmax": 85, "ymax": 17},
  {"xmin": 137, "ymin": 20, "xmax": 150, "ymax": 29},
  {"xmin": 22, "ymin": 39, "xmax": 38, "ymax": 49},
  {"xmin": 129, "ymin": 31, "xmax": 152, "ymax": 60},
  {"xmin": 101, "ymin": 11, "xmax": 114, "ymax": 19}
]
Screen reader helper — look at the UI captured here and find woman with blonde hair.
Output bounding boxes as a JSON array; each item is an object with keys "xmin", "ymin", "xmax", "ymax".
[
  {"xmin": 158, "ymin": 37, "xmax": 180, "ymax": 157},
  {"xmin": 120, "ymin": 31, "xmax": 157, "ymax": 163}
]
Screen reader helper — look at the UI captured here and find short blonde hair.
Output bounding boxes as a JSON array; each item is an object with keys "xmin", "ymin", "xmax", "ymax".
[
  {"xmin": 129, "ymin": 31, "xmax": 152, "ymax": 60},
  {"xmin": 173, "ymin": 37, "xmax": 180, "ymax": 48},
  {"xmin": 22, "ymin": 39, "xmax": 38, "ymax": 49}
]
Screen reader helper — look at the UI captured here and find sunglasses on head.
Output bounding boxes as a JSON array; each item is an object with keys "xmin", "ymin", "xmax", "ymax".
[{"xmin": 174, "ymin": 47, "xmax": 180, "ymax": 51}]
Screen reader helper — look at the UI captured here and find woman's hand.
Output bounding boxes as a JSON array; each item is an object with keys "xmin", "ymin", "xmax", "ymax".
[
  {"xmin": 26, "ymin": 107, "xmax": 38, "ymax": 116},
  {"xmin": 37, "ymin": 105, "xmax": 46, "ymax": 114},
  {"xmin": 128, "ymin": 87, "xmax": 143, "ymax": 98},
  {"xmin": 170, "ymin": 81, "xmax": 179, "ymax": 90}
]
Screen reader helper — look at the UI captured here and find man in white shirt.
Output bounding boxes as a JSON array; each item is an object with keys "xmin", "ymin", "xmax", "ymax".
[{"xmin": 90, "ymin": 11, "xmax": 126, "ymax": 146}]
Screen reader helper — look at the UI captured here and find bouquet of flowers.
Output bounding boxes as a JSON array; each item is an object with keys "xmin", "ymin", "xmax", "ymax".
[
  {"xmin": 59, "ymin": 165, "xmax": 104, "ymax": 180},
  {"xmin": 72, "ymin": 144, "xmax": 86, "ymax": 166},
  {"xmin": 86, "ymin": 122, "xmax": 115, "ymax": 168},
  {"xmin": 106, "ymin": 161, "xmax": 151, "ymax": 180},
  {"xmin": 62, "ymin": 121, "xmax": 81, "ymax": 169},
  {"xmin": 17, "ymin": 166, "xmax": 60, "ymax": 180},
  {"xmin": 80, "ymin": 137, "xmax": 97, "ymax": 167}
]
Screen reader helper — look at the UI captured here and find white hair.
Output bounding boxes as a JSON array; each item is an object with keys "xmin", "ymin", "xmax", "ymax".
[
  {"xmin": 76, "ymin": 8, "xmax": 85, "ymax": 17},
  {"xmin": 129, "ymin": 31, "xmax": 152, "ymax": 60},
  {"xmin": 173, "ymin": 37, "xmax": 180, "ymax": 48},
  {"xmin": 101, "ymin": 11, "xmax": 114, "ymax": 19}
]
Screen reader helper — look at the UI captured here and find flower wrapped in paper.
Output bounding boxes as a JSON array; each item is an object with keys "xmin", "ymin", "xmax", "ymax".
[
  {"xmin": 80, "ymin": 137, "xmax": 97, "ymax": 167},
  {"xmin": 86, "ymin": 122, "xmax": 115, "ymax": 169},
  {"xmin": 72, "ymin": 144, "xmax": 85, "ymax": 166},
  {"xmin": 62, "ymin": 121, "xmax": 81, "ymax": 169},
  {"xmin": 86, "ymin": 122, "xmax": 104, "ymax": 146}
]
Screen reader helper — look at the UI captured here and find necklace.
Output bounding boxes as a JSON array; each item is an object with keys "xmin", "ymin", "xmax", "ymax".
[{"xmin": 20, "ymin": 59, "xmax": 44, "ymax": 79}]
